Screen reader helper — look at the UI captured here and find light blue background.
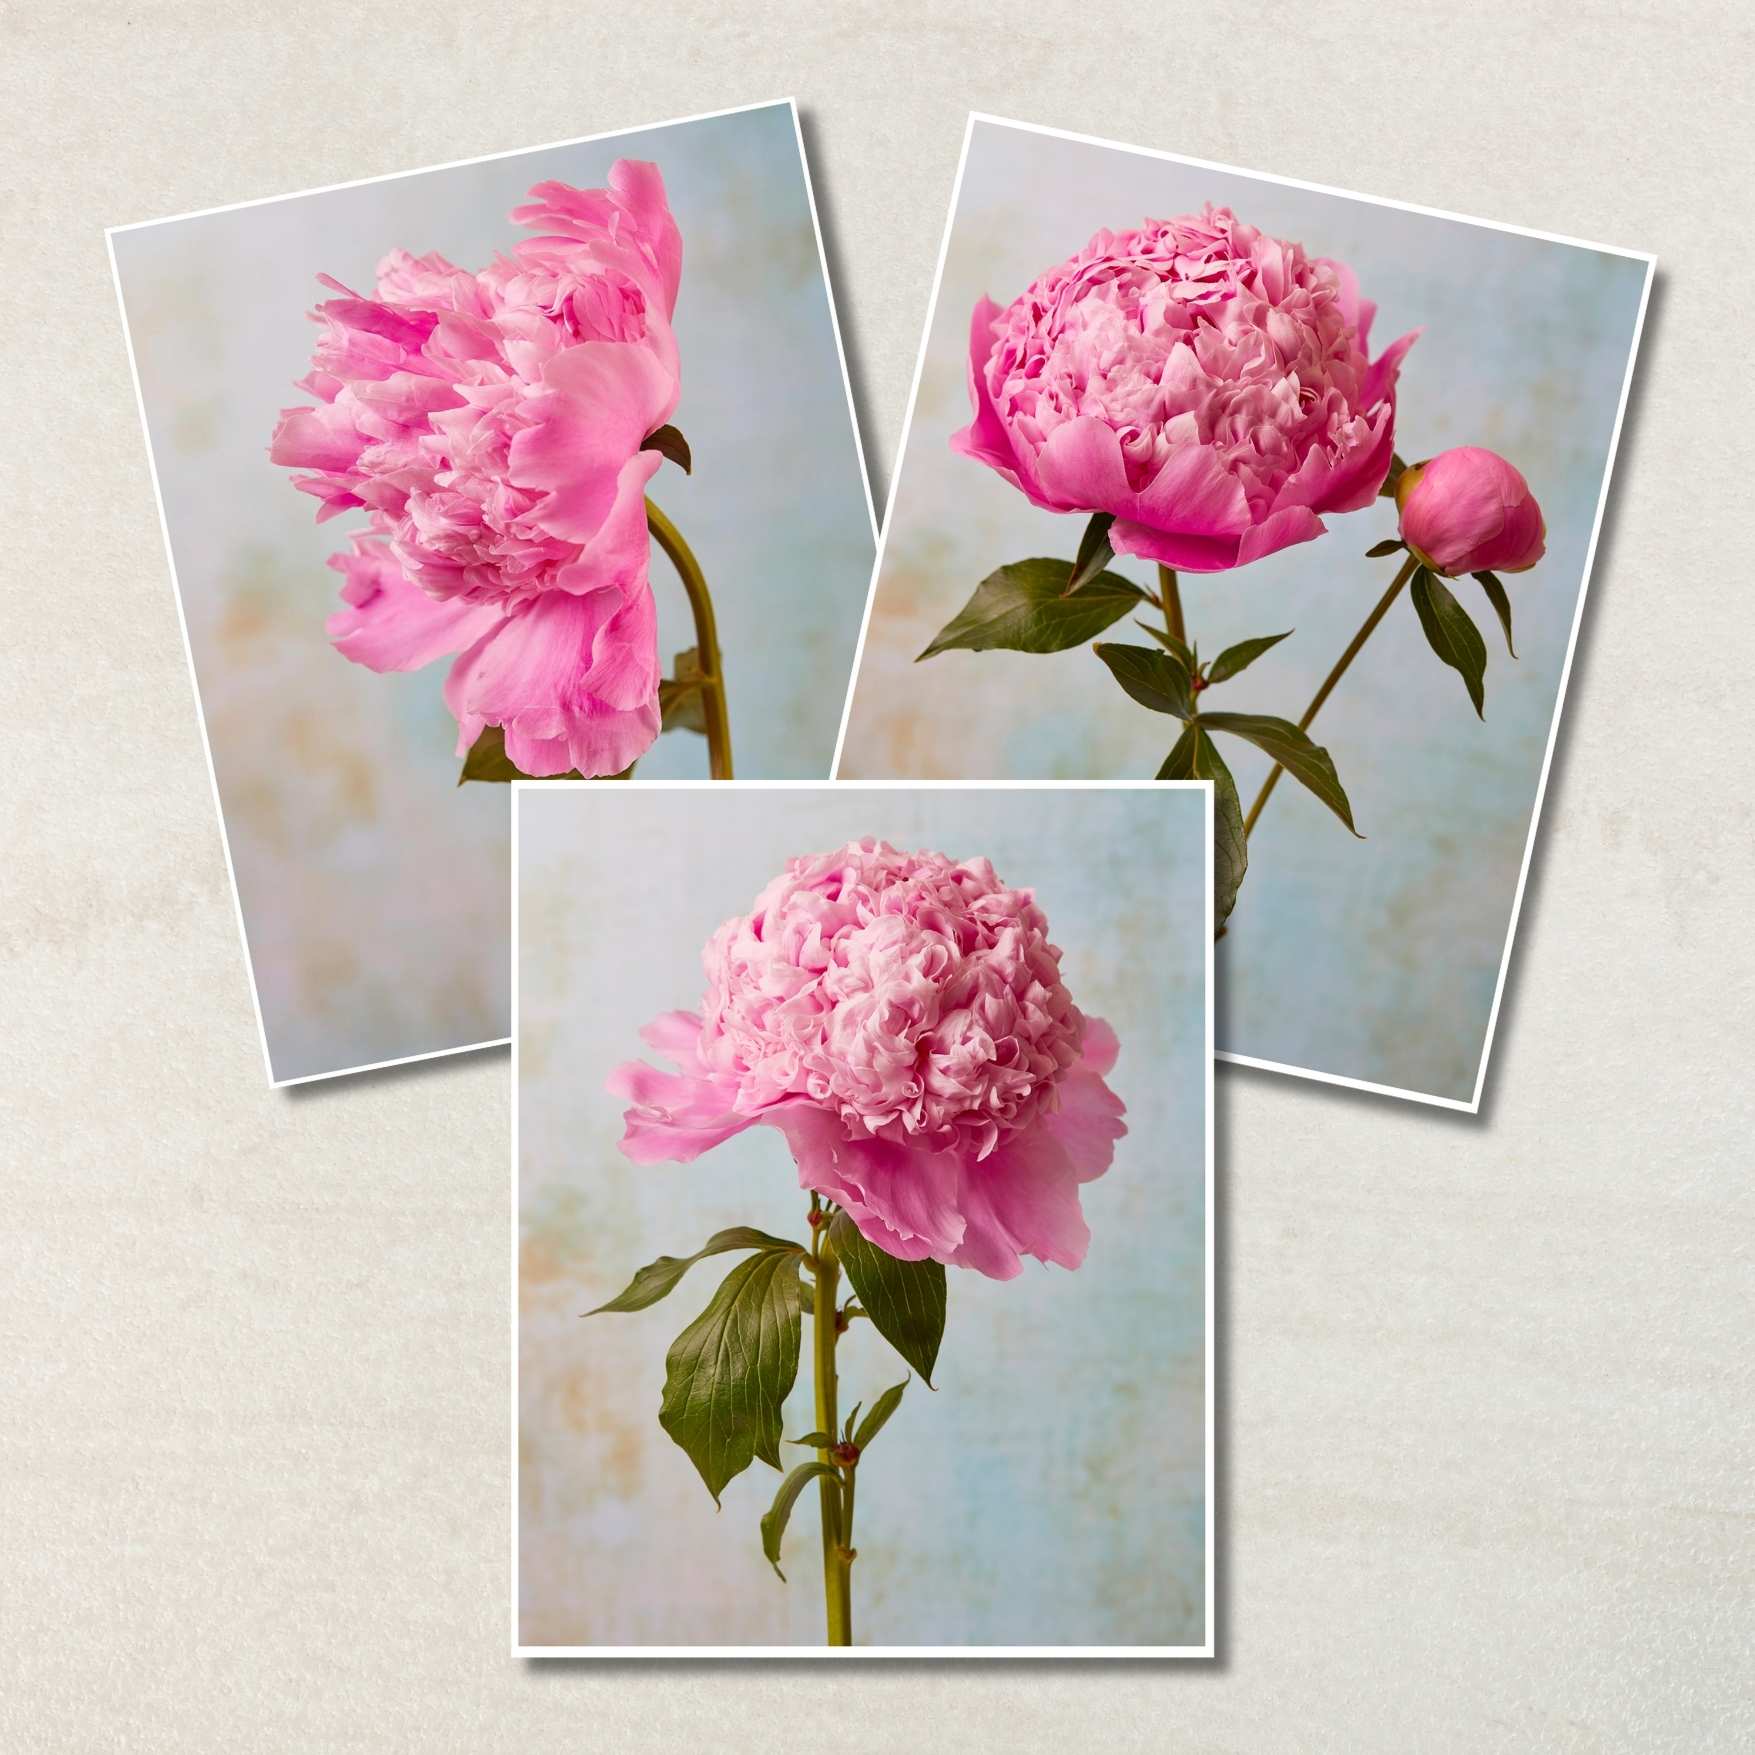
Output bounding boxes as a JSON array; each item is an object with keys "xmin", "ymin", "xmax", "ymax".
[
  {"xmin": 112, "ymin": 103, "xmax": 873, "ymax": 1081},
  {"xmin": 839, "ymin": 121, "xmax": 1649, "ymax": 1103},
  {"xmin": 517, "ymin": 784, "xmax": 1207, "ymax": 1647}
]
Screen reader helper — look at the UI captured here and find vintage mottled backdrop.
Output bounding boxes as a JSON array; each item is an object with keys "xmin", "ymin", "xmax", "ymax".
[
  {"xmin": 838, "ymin": 121, "xmax": 1649, "ymax": 1105},
  {"xmin": 517, "ymin": 785, "xmax": 1208, "ymax": 1647},
  {"xmin": 111, "ymin": 101, "xmax": 874, "ymax": 1083}
]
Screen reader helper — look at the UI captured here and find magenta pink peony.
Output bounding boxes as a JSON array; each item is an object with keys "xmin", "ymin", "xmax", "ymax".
[
  {"xmin": 270, "ymin": 160, "xmax": 683, "ymax": 777},
  {"xmin": 1396, "ymin": 446, "xmax": 1546, "ymax": 577},
  {"xmin": 953, "ymin": 204, "xmax": 1418, "ymax": 573},
  {"xmin": 609, "ymin": 838, "xmax": 1126, "ymax": 1279}
]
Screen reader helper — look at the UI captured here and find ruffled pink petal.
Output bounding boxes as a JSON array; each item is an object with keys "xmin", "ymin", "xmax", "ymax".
[
  {"xmin": 606, "ymin": 1010, "xmax": 753, "ymax": 1164},
  {"xmin": 949, "ymin": 296, "xmax": 1056, "ymax": 510},
  {"xmin": 325, "ymin": 540, "xmax": 503, "ymax": 673},
  {"xmin": 512, "ymin": 160, "xmax": 683, "ymax": 320},
  {"xmin": 551, "ymin": 449, "xmax": 662, "ymax": 599},
  {"xmin": 1109, "ymin": 518, "xmax": 1249, "ymax": 572},
  {"xmin": 608, "ymin": 158, "xmax": 684, "ymax": 318},
  {"xmin": 949, "ymin": 1125, "xmax": 1091, "ymax": 1279},
  {"xmin": 1105, "ymin": 439, "xmax": 1255, "ymax": 572},
  {"xmin": 1126, "ymin": 432, "xmax": 1253, "ymax": 540},
  {"xmin": 269, "ymin": 403, "xmax": 365, "ymax": 473},
  {"xmin": 1043, "ymin": 1016, "xmax": 1127, "ymax": 1185},
  {"xmin": 766, "ymin": 1107, "xmax": 967, "ymax": 1258},
  {"xmin": 1079, "ymin": 1016, "xmax": 1120, "ymax": 1078},
  {"xmin": 509, "ymin": 342, "xmax": 678, "ymax": 546},
  {"xmin": 442, "ymin": 586, "xmax": 660, "ymax": 778},
  {"xmin": 1047, "ymin": 1070, "xmax": 1127, "ymax": 1184},
  {"xmin": 1235, "ymin": 504, "xmax": 1327, "ymax": 569},
  {"xmin": 290, "ymin": 473, "xmax": 366, "ymax": 522},
  {"xmin": 1362, "ymin": 328, "xmax": 1420, "ymax": 414},
  {"xmin": 1030, "ymin": 415, "xmax": 1134, "ymax": 517}
]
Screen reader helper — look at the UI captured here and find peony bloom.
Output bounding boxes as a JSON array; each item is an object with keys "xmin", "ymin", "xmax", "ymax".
[
  {"xmin": 1396, "ymin": 446, "xmax": 1546, "ymax": 576},
  {"xmin": 609, "ymin": 839, "xmax": 1127, "ymax": 1280},
  {"xmin": 270, "ymin": 160, "xmax": 684, "ymax": 777},
  {"xmin": 952, "ymin": 205, "xmax": 1418, "ymax": 573}
]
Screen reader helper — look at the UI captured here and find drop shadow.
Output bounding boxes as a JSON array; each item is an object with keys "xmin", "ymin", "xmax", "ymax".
[
  {"xmin": 794, "ymin": 105, "xmax": 885, "ymax": 512},
  {"xmin": 281, "ymin": 1037, "xmax": 508, "ymax": 1102},
  {"xmin": 1468, "ymin": 264, "xmax": 1664, "ymax": 1126}
]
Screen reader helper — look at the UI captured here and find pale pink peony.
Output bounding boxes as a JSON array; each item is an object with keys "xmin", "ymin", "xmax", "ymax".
[
  {"xmin": 270, "ymin": 160, "xmax": 684, "ymax": 777},
  {"xmin": 953, "ymin": 205, "xmax": 1418, "ymax": 573},
  {"xmin": 608, "ymin": 839, "xmax": 1127, "ymax": 1280},
  {"xmin": 1396, "ymin": 446, "xmax": 1546, "ymax": 577}
]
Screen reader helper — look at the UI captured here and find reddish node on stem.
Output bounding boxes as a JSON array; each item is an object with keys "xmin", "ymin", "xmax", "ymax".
[{"xmin": 830, "ymin": 1441, "xmax": 860, "ymax": 1467}]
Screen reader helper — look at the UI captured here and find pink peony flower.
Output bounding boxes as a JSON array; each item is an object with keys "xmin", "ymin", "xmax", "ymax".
[
  {"xmin": 270, "ymin": 160, "xmax": 684, "ymax": 777},
  {"xmin": 608, "ymin": 839, "xmax": 1127, "ymax": 1280},
  {"xmin": 953, "ymin": 205, "xmax": 1418, "ymax": 573},
  {"xmin": 1396, "ymin": 446, "xmax": 1546, "ymax": 577}
]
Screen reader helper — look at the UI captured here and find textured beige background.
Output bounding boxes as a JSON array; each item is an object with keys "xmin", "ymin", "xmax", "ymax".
[{"xmin": 2, "ymin": 0, "xmax": 1750, "ymax": 1748}]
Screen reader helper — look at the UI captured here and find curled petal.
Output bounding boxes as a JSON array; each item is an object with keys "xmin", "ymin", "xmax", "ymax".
[
  {"xmin": 950, "ymin": 1126, "xmax": 1091, "ymax": 1279},
  {"xmin": 325, "ymin": 538, "xmax": 503, "ymax": 673},
  {"xmin": 950, "ymin": 296, "xmax": 1056, "ymax": 510},
  {"xmin": 509, "ymin": 347, "xmax": 675, "ymax": 548},
  {"xmin": 767, "ymin": 1106, "xmax": 967, "ymax": 1258},
  {"xmin": 443, "ymin": 585, "xmax": 660, "ymax": 778}
]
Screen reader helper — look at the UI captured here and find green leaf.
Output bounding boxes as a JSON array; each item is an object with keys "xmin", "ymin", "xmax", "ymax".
[
  {"xmin": 587, "ymin": 1228, "xmax": 801, "ymax": 1316},
  {"xmin": 1205, "ymin": 630, "xmax": 1293, "ymax": 685},
  {"xmin": 842, "ymin": 1403, "xmax": 861, "ymax": 1443},
  {"xmin": 827, "ymin": 1212, "xmax": 945, "ymax": 1387},
  {"xmin": 1065, "ymin": 513, "xmax": 1116, "ymax": 594},
  {"xmin": 1133, "ymin": 620, "xmax": 1197, "ymax": 672},
  {"xmin": 658, "ymin": 1249, "xmax": 804, "ymax": 1504},
  {"xmin": 1365, "ymin": 538, "xmax": 1404, "ymax": 559},
  {"xmin": 917, "ymin": 559, "xmax": 1146, "ymax": 660},
  {"xmin": 1379, "ymin": 453, "xmax": 1408, "ymax": 498},
  {"xmin": 787, "ymin": 1431, "xmax": 833, "ymax": 1448},
  {"xmin": 1093, "ymin": 642, "xmax": 1193, "ymax": 718},
  {"xmin": 1472, "ymin": 571, "xmax": 1518, "ymax": 659},
  {"xmin": 1197, "ymin": 711, "xmax": 1362, "ymax": 837},
  {"xmin": 1409, "ymin": 567, "xmax": 1487, "ymax": 719},
  {"xmin": 641, "ymin": 423, "xmax": 692, "ymax": 474},
  {"xmin": 852, "ymin": 1379, "xmax": 908, "ymax": 1452},
  {"xmin": 759, "ymin": 1461, "xmax": 838, "ymax": 1581},
  {"xmin": 658, "ymin": 646, "xmax": 709, "ymax": 736},
  {"xmin": 1158, "ymin": 724, "xmax": 1248, "ymax": 929}
]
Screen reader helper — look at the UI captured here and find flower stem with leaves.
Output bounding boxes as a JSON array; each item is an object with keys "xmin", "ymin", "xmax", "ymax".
[
  {"xmin": 918, "ymin": 467, "xmax": 1522, "ymax": 933},
  {"xmin": 587, "ymin": 1194, "xmax": 943, "ymax": 1647}
]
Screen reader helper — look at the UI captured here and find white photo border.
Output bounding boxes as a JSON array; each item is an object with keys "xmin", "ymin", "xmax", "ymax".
[{"xmin": 510, "ymin": 777, "xmax": 1217, "ymax": 1659}]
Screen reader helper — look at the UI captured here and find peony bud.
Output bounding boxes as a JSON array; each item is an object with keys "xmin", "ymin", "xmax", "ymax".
[{"xmin": 1395, "ymin": 446, "xmax": 1546, "ymax": 577}]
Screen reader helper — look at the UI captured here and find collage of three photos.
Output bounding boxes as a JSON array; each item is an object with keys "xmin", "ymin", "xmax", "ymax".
[{"xmin": 109, "ymin": 98, "xmax": 1652, "ymax": 1653}]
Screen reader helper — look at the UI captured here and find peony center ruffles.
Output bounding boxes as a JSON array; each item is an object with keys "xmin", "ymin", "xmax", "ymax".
[{"xmin": 608, "ymin": 1011, "xmax": 1126, "ymax": 1280}]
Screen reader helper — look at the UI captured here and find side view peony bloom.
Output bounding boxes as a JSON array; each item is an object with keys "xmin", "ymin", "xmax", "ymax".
[
  {"xmin": 609, "ymin": 839, "xmax": 1126, "ymax": 1279},
  {"xmin": 953, "ymin": 205, "xmax": 1418, "ymax": 573},
  {"xmin": 270, "ymin": 160, "xmax": 683, "ymax": 778},
  {"xmin": 1396, "ymin": 446, "xmax": 1546, "ymax": 577}
]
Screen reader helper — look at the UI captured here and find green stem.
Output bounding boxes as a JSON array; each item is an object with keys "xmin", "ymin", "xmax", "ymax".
[
  {"xmin": 645, "ymin": 498, "xmax": 734, "ymax": 780},
  {"xmin": 811, "ymin": 1231, "xmax": 852, "ymax": 1646},
  {"xmin": 1242, "ymin": 553, "xmax": 1419, "ymax": 839},
  {"xmin": 1158, "ymin": 565, "xmax": 1185, "ymax": 648}
]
